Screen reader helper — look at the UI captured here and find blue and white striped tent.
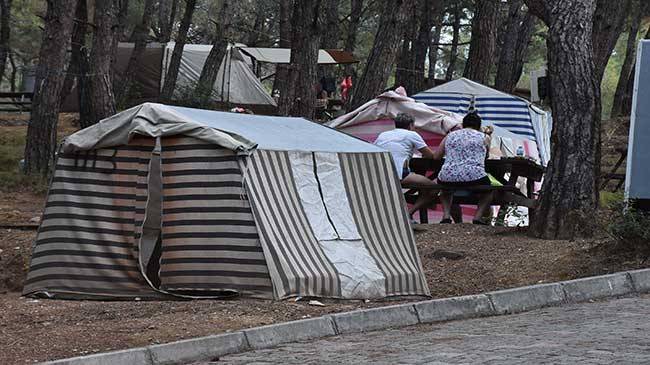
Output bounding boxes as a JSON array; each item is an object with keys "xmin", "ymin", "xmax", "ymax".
[{"xmin": 413, "ymin": 78, "xmax": 552, "ymax": 165}]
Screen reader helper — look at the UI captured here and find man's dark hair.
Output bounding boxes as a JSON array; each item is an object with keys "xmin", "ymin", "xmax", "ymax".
[
  {"xmin": 394, "ymin": 113, "xmax": 415, "ymax": 129},
  {"xmin": 463, "ymin": 112, "xmax": 482, "ymax": 130}
]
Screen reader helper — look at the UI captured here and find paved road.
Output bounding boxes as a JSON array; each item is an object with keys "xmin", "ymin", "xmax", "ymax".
[{"xmin": 214, "ymin": 295, "xmax": 650, "ymax": 364}]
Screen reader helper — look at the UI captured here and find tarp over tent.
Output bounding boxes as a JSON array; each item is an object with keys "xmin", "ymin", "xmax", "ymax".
[
  {"xmin": 161, "ymin": 43, "xmax": 277, "ymax": 107},
  {"xmin": 412, "ymin": 78, "xmax": 552, "ymax": 165},
  {"xmin": 239, "ymin": 47, "xmax": 358, "ymax": 64},
  {"xmin": 327, "ymin": 90, "xmax": 542, "ymax": 163},
  {"xmin": 23, "ymin": 103, "xmax": 430, "ymax": 301}
]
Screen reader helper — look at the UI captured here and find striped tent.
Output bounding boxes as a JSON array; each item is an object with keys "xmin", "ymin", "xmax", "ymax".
[
  {"xmin": 23, "ymin": 103, "xmax": 429, "ymax": 300},
  {"xmin": 412, "ymin": 78, "xmax": 552, "ymax": 165}
]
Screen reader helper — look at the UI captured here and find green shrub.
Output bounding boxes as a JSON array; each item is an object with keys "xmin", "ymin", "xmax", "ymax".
[{"xmin": 607, "ymin": 201, "xmax": 650, "ymax": 258}]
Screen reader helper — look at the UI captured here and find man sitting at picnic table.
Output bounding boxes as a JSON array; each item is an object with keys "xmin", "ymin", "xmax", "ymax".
[
  {"xmin": 374, "ymin": 113, "xmax": 437, "ymax": 217},
  {"xmin": 434, "ymin": 111, "xmax": 494, "ymax": 225}
]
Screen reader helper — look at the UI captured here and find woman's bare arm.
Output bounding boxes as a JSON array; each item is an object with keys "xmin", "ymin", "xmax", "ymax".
[{"xmin": 432, "ymin": 137, "xmax": 446, "ymax": 160}]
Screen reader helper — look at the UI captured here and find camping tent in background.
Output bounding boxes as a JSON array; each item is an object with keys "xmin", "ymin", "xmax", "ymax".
[
  {"xmin": 23, "ymin": 103, "xmax": 429, "ymax": 301},
  {"xmin": 59, "ymin": 43, "xmax": 357, "ymax": 113},
  {"xmin": 327, "ymin": 90, "xmax": 541, "ymax": 163},
  {"xmin": 412, "ymin": 78, "xmax": 552, "ymax": 165},
  {"xmin": 161, "ymin": 43, "xmax": 277, "ymax": 107}
]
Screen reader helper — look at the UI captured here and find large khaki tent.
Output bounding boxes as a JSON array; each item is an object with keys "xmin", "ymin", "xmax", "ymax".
[{"xmin": 23, "ymin": 103, "xmax": 430, "ymax": 300}]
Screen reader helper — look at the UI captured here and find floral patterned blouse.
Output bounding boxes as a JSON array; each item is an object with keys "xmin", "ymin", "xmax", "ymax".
[{"xmin": 438, "ymin": 128, "xmax": 487, "ymax": 182}]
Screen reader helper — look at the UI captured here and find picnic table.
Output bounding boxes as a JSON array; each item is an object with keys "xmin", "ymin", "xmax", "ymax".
[{"xmin": 404, "ymin": 157, "xmax": 545, "ymax": 223}]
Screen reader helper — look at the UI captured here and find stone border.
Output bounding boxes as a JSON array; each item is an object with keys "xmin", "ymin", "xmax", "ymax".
[{"xmin": 45, "ymin": 268, "xmax": 650, "ymax": 365}]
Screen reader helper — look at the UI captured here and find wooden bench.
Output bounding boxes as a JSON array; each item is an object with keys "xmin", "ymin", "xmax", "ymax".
[
  {"xmin": 0, "ymin": 91, "xmax": 33, "ymax": 113},
  {"xmin": 401, "ymin": 183, "xmax": 537, "ymax": 224},
  {"xmin": 600, "ymin": 147, "xmax": 627, "ymax": 192}
]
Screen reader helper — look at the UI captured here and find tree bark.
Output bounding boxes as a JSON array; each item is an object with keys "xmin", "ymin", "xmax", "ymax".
[
  {"xmin": 412, "ymin": 0, "xmax": 434, "ymax": 93},
  {"xmin": 343, "ymin": 0, "xmax": 363, "ymax": 78},
  {"xmin": 0, "ymin": 0, "xmax": 12, "ymax": 86},
  {"xmin": 523, "ymin": 0, "xmax": 601, "ymax": 239},
  {"xmin": 192, "ymin": 0, "xmax": 230, "ymax": 107},
  {"xmin": 24, "ymin": 0, "xmax": 77, "ymax": 176},
  {"xmin": 160, "ymin": 0, "xmax": 197, "ymax": 102},
  {"xmin": 321, "ymin": 0, "xmax": 340, "ymax": 49},
  {"xmin": 350, "ymin": 0, "xmax": 414, "ymax": 110},
  {"xmin": 395, "ymin": 0, "xmax": 418, "ymax": 93},
  {"xmin": 463, "ymin": 0, "xmax": 499, "ymax": 84},
  {"xmin": 246, "ymin": 3, "xmax": 266, "ymax": 46},
  {"xmin": 117, "ymin": 0, "xmax": 155, "ymax": 108},
  {"xmin": 494, "ymin": 0, "xmax": 536, "ymax": 93},
  {"xmin": 81, "ymin": 0, "xmax": 123, "ymax": 128},
  {"xmin": 445, "ymin": 4, "xmax": 461, "ymax": 81},
  {"xmin": 157, "ymin": 0, "xmax": 178, "ymax": 43},
  {"xmin": 272, "ymin": 0, "xmax": 293, "ymax": 96},
  {"xmin": 277, "ymin": 0, "xmax": 322, "ymax": 119},
  {"xmin": 620, "ymin": 26, "xmax": 650, "ymax": 116},
  {"xmin": 8, "ymin": 51, "xmax": 15, "ymax": 91},
  {"xmin": 428, "ymin": 9, "xmax": 443, "ymax": 87},
  {"xmin": 592, "ymin": 0, "xmax": 631, "ymax": 84},
  {"xmin": 60, "ymin": 0, "xmax": 88, "ymax": 108},
  {"xmin": 611, "ymin": 0, "xmax": 643, "ymax": 118}
]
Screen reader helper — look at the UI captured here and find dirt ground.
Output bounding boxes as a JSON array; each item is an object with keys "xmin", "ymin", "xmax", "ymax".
[
  {"xmin": 1, "ymin": 117, "xmax": 645, "ymax": 363},
  {"xmin": 1, "ymin": 189, "xmax": 647, "ymax": 364}
]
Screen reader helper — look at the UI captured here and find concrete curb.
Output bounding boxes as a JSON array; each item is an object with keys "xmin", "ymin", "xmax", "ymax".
[
  {"xmin": 487, "ymin": 283, "xmax": 566, "ymax": 314},
  {"xmin": 44, "ymin": 268, "xmax": 650, "ymax": 365},
  {"xmin": 244, "ymin": 316, "xmax": 336, "ymax": 350}
]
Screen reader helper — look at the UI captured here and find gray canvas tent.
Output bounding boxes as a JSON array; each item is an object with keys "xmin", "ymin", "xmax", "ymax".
[
  {"xmin": 59, "ymin": 43, "xmax": 357, "ymax": 113},
  {"xmin": 23, "ymin": 103, "xmax": 430, "ymax": 300}
]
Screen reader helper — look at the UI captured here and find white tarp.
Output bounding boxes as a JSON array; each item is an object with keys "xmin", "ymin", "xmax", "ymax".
[
  {"xmin": 240, "ymin": 47, "xmax": 340, "ymax": 64},
  {"xmin": 162, "ymin": 44, "xmax": 276, "ymax": 106}
]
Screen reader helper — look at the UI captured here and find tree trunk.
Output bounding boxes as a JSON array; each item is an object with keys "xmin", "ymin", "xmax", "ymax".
[
  {"xmin": 412, "ymin": 0, "xmax": 434, "ymax": 93},
  {"xmin": 611, "ymin": 0, "xmax": 643, "ymax": 118},
  {"xmin": 445, "ymin": 5, "xmax": 461, "ymax": 81},
  {"xmin": 343, "ymin": 0, "xmax": 363, "ymax": 78},
  {"xmin": 350, "ymin": 0, "xmax": 414, "ymax": 110},
  {"xmin": 160, "ymin": 0, "xmax": 197, "ymax": 102},
  {"xmin": 321, "ymin": 0, "xmax": 340, "ymax": 49},
  {"xmin": 277, "ymin": 0, "xmax": 322, "ymax": 119},
  {"xmin": 494, "ymin": 0, "xmax": 536, "ymax": 93},
  {"xmin": 24, "ymin": 0, "xmax": 77, "ymax": 176},
  {"xmin": 463, "ymin": 0, "xmax": 499, "ymax": 84},
  {"xmin": 157, "ymin": 0, "xmax": 178, "ymax": 43},
  {"xmin": 592, "ymin": 0, "xmax": 631, "ymax": 84},
  {"xmin": 193, "ymin": 0, "xmax": 230, "ymax": 107},
  {"xmin": 523, "ymin": 0, "xmax": 601, "ymax": 239},
  {"xmin": 395, "ymin": 0, "xmax": 418, "ymax": 93},
  {"xmin": 247, "ymin": 3, "xmax": 265, "ymax": 46},
  {"xmin": 0, "ymin": 0, "xmax": 12, "ymax": 86},
  {"xmin": 428, "ymin": 10, "xmax": 443, "ymax": 87},
  {"xmin": 60, "ymin": 0, "xmax": 87, "ymax": 108},
  {"xmin": 81, "ymin": 0, "xmax": 123, "ymax": 128},
  {"xmin": 620, "ymin": 26, "xmax": 650, "ymax": 116},
  {"xmin": 8, "ymin": 51, "xmax": 15, "ymax": 91},
  {"xmin": 117, "ymin": 0, "xmax": 155, "ymax": 108},
  {"xmin": 272, "ymin": 0, "xmax": 293, "ymax": 97},
  {"xmin": 318, "ymin": 0, "xmax": 340, "ymax": 80}
]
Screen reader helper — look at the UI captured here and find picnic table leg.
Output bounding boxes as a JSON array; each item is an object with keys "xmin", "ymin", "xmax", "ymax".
[
  {"xmin": 451, "ymin": 204, "xmax": 463, "ymax": 223},
  {"xmin": 419, "ymin": 206, "xmax": 428, "ymax": 224},
  {"xmin": 526, "ymin": 178, "xmax": 535, "ymax": 199}
]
